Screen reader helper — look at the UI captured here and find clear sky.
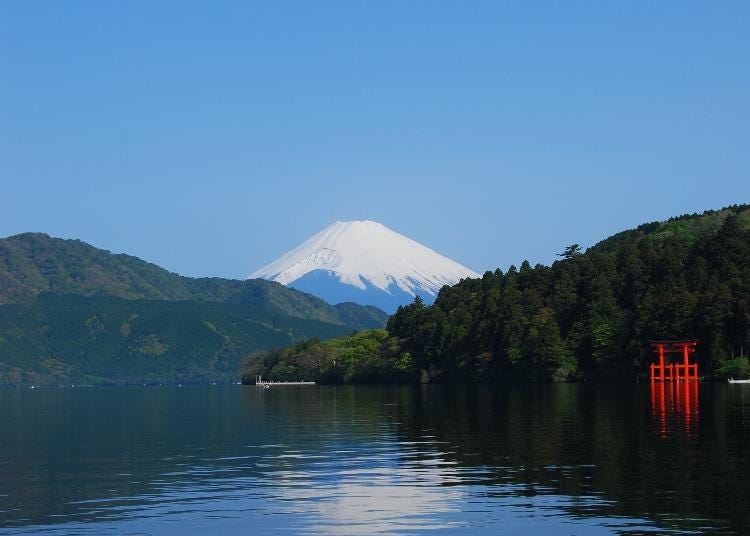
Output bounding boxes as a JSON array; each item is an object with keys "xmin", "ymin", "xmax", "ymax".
[{"xmin": 1, "ymin": 1, "xmax": 748, "ymax": 279}]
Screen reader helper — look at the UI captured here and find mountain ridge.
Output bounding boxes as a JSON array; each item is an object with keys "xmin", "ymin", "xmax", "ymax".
[
  {"xmin": 251, "ymin": 220, "xmax": 479, "ymax": 312},
  {"xmin": 0, "ymin": 232, "xmax": 388, "ymax": 328},
  {"xmin": 0, "ymin": 232, "xmax": 389, "ymax": 386}
]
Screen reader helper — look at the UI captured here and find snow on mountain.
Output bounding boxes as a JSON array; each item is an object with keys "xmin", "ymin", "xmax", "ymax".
[{"xmin": 249, "ymin": 220, "xmax": 480, "ymax": 313}]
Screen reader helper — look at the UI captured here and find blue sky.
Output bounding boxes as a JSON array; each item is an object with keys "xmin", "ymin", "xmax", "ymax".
[{"xmin": 1, "ymin": 1, "xmax": 748, "ymax": 278}]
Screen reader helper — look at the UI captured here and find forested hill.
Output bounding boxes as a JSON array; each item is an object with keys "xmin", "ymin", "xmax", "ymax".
[
  {"xmin": 244, "ymin": 205, "xmax": 750, "ymax": 383},
  {"xmin": 389, "ymin": 204, "xmax": 750, "ymax": 381},
  {"xmin": 0, "ymin": 232, "xmax": 387, "ymax": 327},
  {"xmin": 0, "ymin": 233, "xmax": 388, "ymax": 386},
  {"xmin": 591, "ymin": 205, "xmax": 750, "ymax": 255}
]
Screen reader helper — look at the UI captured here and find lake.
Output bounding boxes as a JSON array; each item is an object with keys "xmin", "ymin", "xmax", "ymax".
[{"xmin": 1, "ymin": 383, "xmax": 749, "ymax": 535}]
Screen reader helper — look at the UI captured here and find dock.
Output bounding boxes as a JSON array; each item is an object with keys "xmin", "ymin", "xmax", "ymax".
[{"xmin": 254, "ymin": 375, "xmax": 315, "ymax": 386}]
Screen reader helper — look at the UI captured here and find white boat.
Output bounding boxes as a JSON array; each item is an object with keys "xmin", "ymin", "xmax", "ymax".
[{"xmin": 728, "ymin": 378, "xmax": 750, "ymax": 384}]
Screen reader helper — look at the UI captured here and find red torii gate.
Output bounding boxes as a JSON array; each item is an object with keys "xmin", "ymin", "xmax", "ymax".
[{"xmin": 649, "ymin": 340, "xmax": 698, "ymax": 381}]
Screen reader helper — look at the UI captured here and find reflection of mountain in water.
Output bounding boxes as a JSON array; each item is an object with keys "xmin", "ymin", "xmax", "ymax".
[{"xmin": 1, "ymin": 385, "xmax": 747, "ymax": 534}]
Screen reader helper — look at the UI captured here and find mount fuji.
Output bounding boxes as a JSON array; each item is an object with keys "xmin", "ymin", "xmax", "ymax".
[{"xmin": 249, "ymin": 221, "xmax": 480, "ymax": 313}]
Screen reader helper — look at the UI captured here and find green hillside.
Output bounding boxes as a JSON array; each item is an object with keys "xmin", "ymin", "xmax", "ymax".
[
  {"xmin": 0, "ymin": 233, "xmax": 195, "ymax": 304},
  {"xmin": 244, "ymin": 204, "xmax": 750, "ymax": 383},
  {"xmin": 0, "ymin": 294, "xmax": 357, "ymax": 386},
  {"xmin": 0, "ymin": 232, "xmax": 388, "ymax": 325},
  {"xmin": 592, "ymin": 204, "xmax": 750, "ymax": 255},
  {"xmin": 333, "ymin": 302, "xmax": 394, "ymax": 332},
  {"xmin": 0, "ymin": 233, "xmax": 389, "ymax": 386}
]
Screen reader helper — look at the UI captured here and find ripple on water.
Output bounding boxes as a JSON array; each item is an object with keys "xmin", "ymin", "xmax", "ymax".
[{"xmin": 0, "ymin": 384, "xmax": 743, "ymax": 535}]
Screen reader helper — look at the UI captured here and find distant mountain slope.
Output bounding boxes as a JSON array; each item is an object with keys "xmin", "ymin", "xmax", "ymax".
[
  {"xmin": 333, "ymin": 302, "xmax": 392, "ymax": 332},
  {"xmin": 0, "ymin": 232, "xmax": 387, "ymax": 326},
  {"xmin": 0, "ymin": 232, "xmax": 195, "ymax": 304},
  {"xmin": 0, "ymin": 233, "xmax": 388, "ymax": 386},
  {"xmin": 250, "ymin": 220, "xmax": 479, "ymax": 312},
  {"xmin": 0, "ymin": 294, "xmax": 356, "ymax": 386}
]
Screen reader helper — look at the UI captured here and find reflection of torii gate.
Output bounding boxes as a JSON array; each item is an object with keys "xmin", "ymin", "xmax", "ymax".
[{"xmin": 649, "ymin": 340, "xmax": 698, "ymax": 381}]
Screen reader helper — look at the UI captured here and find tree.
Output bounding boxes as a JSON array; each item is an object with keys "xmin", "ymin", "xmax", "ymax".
[
  {"xmin": 522, "ymin": 307, "xmax": 576, "ymax": 381},
  {"xmin": 558, "ymin": 244, "xmax": 583, "ymax": 259}
]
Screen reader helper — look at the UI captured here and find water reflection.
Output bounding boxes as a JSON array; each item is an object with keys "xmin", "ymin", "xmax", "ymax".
[
  {"xmin": 277, "ymin": 463, "xmax": 464, "ymax": 534},
  {"xmin": 650, "ymin": 381, "xmax": 700, "ymax": 438},
  {"xmin": 0, "ymin": 385, "xmax": 747, "ymax": 535}
]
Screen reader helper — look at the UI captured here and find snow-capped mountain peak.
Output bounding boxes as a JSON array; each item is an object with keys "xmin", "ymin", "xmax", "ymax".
[{"xmin": 249, "ymin": 220, "xmax": 479, "ymax": 312}]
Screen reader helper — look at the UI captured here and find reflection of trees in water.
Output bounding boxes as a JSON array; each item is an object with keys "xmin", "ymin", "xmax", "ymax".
[
  {"xmin": 2, "ymin": 385, "xmax": 749, "ymax": 534},
  {"xmin": 387, "ymin": 384, "xmax": 749, "ymax": 535}
]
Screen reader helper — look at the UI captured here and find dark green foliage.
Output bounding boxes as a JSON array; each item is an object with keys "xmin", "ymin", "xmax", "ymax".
[
  {"xmin": 0, "ymin": 233, "xmax": 389, "ymax": 385},
  {"xmin": 388, "ymin": 204, "xmax": 750, "ymax": 381},
  {"xmin": 716, "ymin": 357, "xmax": 750, "ymax": 379},
  {"xmin": 558, "ymin": 244, "xmax": 583, "ymax": 259}
]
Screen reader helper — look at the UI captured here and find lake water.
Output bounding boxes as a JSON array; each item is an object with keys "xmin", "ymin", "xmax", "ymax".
[{"xmin": 1, "ymin": 383, "xmax": 749, "ymax": 535}]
